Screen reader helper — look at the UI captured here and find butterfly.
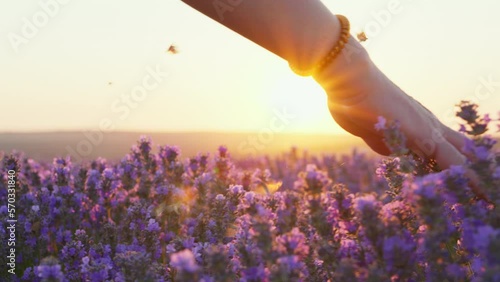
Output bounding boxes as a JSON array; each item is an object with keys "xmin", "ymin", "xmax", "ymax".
[{"xmin": 357, "ymin": 32, "xmax": 368, "ymax": 42}]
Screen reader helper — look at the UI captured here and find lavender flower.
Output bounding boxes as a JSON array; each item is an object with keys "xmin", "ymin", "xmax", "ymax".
[
  {"xmin": 36, "ymin": 257, "xmax": 65, "ymax": 282},
  {"xmin": 2, "ymin": 115, "xmax": 499, "ymax": 282},
  {"xmin": 170, "ymin": 249, "xmax": 199, "ymax": 272}
]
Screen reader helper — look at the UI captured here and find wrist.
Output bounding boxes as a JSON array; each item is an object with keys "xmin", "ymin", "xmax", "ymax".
[
  {"xmin": 313, "ymin": 37, "xmax": 376, "ymax": 105},
  {"xmin": 289, "ymin": 14, "xmax": 349, "ymax": 76}
]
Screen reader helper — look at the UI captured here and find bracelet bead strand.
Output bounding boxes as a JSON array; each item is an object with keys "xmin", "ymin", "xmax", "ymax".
[{"xmin": 289, "ymin": 14, "xmax": 351, "ymax": 77}]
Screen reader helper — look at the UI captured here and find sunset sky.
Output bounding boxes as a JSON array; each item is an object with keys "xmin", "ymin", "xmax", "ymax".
[{"xmin": 1, "ymin": 0, "xmax": 499, "ymax": 134}]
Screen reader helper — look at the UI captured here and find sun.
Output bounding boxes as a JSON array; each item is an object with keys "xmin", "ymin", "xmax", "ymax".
[
  {"xmin": 268, "ymin": 72, "xmax": 326, "ymax": 110},
  {"xmin": 265, "ymin": 72, "xmax": 340, "ymax": 133}
]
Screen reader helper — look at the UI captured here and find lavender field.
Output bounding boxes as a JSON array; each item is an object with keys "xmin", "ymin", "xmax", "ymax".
[{"xmin": 1, "ymin": 102, "xmax": 499, "ymax": 282}]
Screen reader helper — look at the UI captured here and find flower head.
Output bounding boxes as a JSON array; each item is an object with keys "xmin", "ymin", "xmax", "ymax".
[
  {"xmin": 36, "ymin": 257, "xmax": 65, "ymax": 281},
  {"xmin": 170, "ymin": 249, "xmax": 199, "ymax": 273},
  {"xmin": 354, "ymin": 194, "xmax": 378, "ymax": 212}
]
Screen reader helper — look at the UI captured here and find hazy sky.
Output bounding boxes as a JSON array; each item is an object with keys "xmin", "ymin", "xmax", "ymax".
[{"xmin": 1, "ymin": 0, "xmax": 499, "ymax": 134}]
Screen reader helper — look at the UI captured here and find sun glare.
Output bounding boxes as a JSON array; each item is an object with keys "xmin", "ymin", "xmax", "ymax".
[{"xmin": 266, "ymin": 73, "xmax": 338, "ymax": 133}]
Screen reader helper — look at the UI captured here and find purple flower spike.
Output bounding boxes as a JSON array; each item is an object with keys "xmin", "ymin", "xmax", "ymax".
[
  {"xmin": 36, "ymin": 257, "xmax": 65, "ymax": 281},
  {"xmin": 170, "ymin": 249, "xmax": 199, "ymax": 273}
]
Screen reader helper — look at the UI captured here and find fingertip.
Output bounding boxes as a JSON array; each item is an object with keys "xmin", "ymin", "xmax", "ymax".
[{"xmin": 444, "ymin": 126, "xmax": 472, "ymax": 157}]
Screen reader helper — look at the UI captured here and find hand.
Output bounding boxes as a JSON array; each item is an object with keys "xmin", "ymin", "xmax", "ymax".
[
  {"xmin": 314, "ymin": 41, "xmax": 491, "ymax": 200},
  {"xmin": 314, "ymin": 38, "xmax": 467, "ymax": 170},
  {"xmin": 327, "ymin": 69, "xmax": 467, "ymax": 170}
]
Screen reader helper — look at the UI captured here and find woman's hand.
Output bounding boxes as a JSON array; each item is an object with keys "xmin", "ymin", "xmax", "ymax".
[
  {"xmin": 314, "ymin": 37, "xmax": 467, "ymax": 170},
  {"xmin": 319, "ymin": 45, "xmax": 492, "ymax": 201},
  {"xmin": 314, "ymin": 38, "xmax": 490, "ymax": 200}
]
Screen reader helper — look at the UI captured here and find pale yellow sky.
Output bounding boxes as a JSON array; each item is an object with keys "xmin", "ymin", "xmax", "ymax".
[{"xmin": 1, "ymin": 0, "xmax": 499, "ymax": 134}]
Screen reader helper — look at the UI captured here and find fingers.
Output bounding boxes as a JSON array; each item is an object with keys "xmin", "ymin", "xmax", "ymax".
[
  {"xmin": 463, "ymin": 168, "xmax": 490, "ymax": 202},
  {"xmin": 433, "ymin": 138, "xmax": 489, "ymax": 201},
  {"xmin": 433, "ymin": 139, "xmax": 467, "ymax": 170},
  {"xmin": 443, "ymin": 126, "xmax": 469, "ymax": 156}
]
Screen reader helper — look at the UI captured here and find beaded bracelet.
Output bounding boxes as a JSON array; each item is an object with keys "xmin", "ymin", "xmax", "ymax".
[{"xmin": 289, "ymin": 14, "xmax": 351, "ymax": 77}]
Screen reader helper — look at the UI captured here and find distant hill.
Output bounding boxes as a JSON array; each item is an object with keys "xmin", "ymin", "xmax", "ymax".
[{"xmin": 0, "ymin": 131, "xmax": 370, "ymax": 162}]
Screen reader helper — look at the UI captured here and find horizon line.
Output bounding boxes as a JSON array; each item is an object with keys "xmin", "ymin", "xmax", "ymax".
[{"xmin": 0, "ymin": 129, "xmax": 350, "ymax": 136}]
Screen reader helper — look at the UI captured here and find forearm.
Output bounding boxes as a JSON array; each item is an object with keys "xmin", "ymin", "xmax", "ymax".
[
  {"xmin": 182, "ymin": 0, "xmax": 375, "ymax": 102},
  {"xmin": 182, "ymin": 1, "xmax": 344, "ymax": 70}
]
